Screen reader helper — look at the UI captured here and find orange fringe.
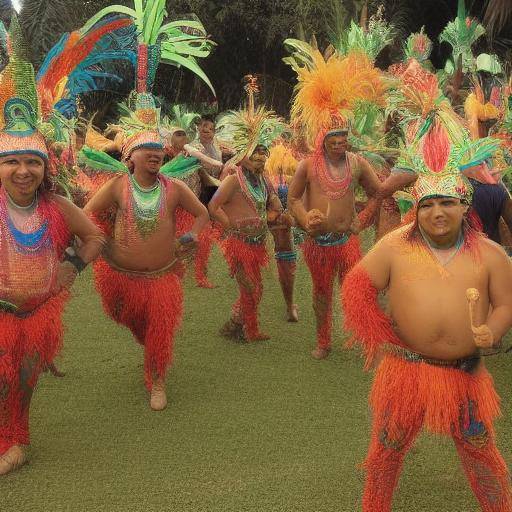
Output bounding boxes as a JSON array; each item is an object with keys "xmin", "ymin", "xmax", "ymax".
[{"xmin": 93, "ymin": 259, "xmax": 183, "ymax": 390}]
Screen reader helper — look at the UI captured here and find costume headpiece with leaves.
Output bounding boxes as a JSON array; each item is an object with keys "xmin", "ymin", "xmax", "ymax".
[
  {"xmin": 403, "ymin": 27, "xmax": 433, "ymax": 63},
  {"xmin": 160, "ymin": 104, "xmax": 200, "ymax": 140},
  {"xmin": 439, "ymin": 0, "xmax": 485, "ymax": 74},
  {"xmin": 285, "ymin": 39, "xmax": 387, "ymax": 149},
  {"xmin": 37, "ymin": 0, "xmax": 215, "ymax": 123},
  {"xmin": 217, "ymin": 76, "xmax": 289, "ymax": 165},
  {"xmin": 330, "ymin": 6, "xmax": 394, "ymax": 63},
  {"xmin": 81, "ymin": 0, "xmax": 216, "ymax": 96},
  {"xmin": 0, "ymin": 16, "xmax": 48, "ymax": 161}
]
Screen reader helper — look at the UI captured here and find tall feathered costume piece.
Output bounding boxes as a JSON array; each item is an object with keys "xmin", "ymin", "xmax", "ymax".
[
  {"xmin": 439, "ymin": 0, "xmax": 485, "ymax": 73},
  {"xmin": 37, "ymin": 16, "xmax": 137, "ymax": 120},
  {"xmin": 286, "ymin": 44, "xmax": 386, "ymax": 150},
  {"xmin": 331, "ymin": 7, "xmax": 394, "ymax": 63},
  {"xmin": 79, "ymin": 0, "xmax": 216, "ymax": 96},
  {"xmin": 217, "ymin": 76, "xmax": 289, "ymax": 165}
]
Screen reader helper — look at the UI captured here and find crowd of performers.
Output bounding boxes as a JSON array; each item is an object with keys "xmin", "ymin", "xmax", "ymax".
[{"xmin": 1, "ymin": 2, "xmax": 512, "ymax": 510}]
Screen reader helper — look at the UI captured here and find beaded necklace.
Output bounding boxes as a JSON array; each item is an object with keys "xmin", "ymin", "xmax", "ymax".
[
  {"xmin": 314, "ymin": 151, "xmax": 353, "ymax": 200},
  {"xmin": 1, "ymin": 190, "xmax": 50, "ymax": 254},
  {"xmin": 419, "ymin": 226, "xmax": 464, "ymax": 267},
  {"xmin": 129, "ymin": 173, "xmax": 164, "ymax": 238},
  {"xmin": 237, "ymin": 167, "xmax": 268, "ymax": 220}
]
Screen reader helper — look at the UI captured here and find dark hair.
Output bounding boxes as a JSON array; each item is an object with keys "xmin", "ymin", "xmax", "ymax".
[{"xmin": 199, "ymin": 114, "xmax": 216, "ymax": 126}]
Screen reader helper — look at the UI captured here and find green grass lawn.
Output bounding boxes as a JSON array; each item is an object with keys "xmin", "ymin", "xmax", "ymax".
[{"xmin": 1, "ymin": 244, "xmax": 511, "ymax": 511}]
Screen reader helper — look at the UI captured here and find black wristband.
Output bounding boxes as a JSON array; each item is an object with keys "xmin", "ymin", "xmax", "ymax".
[{"xmin": 63, "ymin": 248, "xmax": 87, "ymax": 274}]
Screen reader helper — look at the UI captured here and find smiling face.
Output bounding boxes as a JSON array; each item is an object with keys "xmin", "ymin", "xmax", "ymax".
[
  {"xmin": 417, "ymin": 196, "xmax": 468, "ymax": 245},
  {"xmin": 129, "ymin": 147, "xmax": 165, "ymax": 175},
  {"xmin": 0, "ymin": 153, "xmax": 46, "ymax": 206}
]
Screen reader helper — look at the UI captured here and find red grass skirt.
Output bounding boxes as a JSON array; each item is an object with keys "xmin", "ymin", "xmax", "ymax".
[
  {"xmin": 0, "ymin": 292, "xmax": 69, "ymax": 451},
  {"xmin": 93, "ymin": 259, "xmax": 183, "ymax": 390}
]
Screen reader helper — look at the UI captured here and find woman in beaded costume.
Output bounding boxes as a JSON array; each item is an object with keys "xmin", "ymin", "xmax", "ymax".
[
  {"xmin": 0, "ymin": 20, "xmax": 104, "ymax": 475},
  {"xmin": 83, "ymin": 93, "xmax": 209, "ymax": 411}
]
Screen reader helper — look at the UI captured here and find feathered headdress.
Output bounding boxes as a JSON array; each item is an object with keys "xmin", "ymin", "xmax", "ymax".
[
  {"xmin": 217, "ymin": 76, "xmax": 289, "ymax": 165},
  {"xmin": 403, "ymin": 28, "xmax": 433, "ymax": 63},
  {"xmin": 160, "ymin": 104, "xmax": 200, "ymax": 139},
  {"xmin": 439, "ymin": 0, "xmax": 485, "ymax": 73},
  {"xmin": 0, "ymin": 16, "xmax": 48, "ymax": 161},
  {"xmin": 331, "ymin": 7, "xmax": 394, "ymax": 63},
  {"xmin": 287, "ymin": 47, "xmax": 387, "ymax": 149}
]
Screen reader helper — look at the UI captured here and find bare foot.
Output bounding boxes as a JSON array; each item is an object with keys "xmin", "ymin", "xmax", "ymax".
[
  {"xmin": 311, "ymin": 347, "xmax": 331, "ymax": 360},
  {"xmin": 150, "ymin": 378, "xmax": 167, "ymax": 411},
  {"xmin": 287, "ymin": 304, "xmax": 299, "ymax": 323},
  {"xmin": 0, "ymin": 445, "xmax": 26, "ymax": 476}
]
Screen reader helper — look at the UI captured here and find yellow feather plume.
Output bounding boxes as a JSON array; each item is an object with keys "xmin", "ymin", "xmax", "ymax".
[
  {"xmin": 291, "ymin": 51, "xmax": 387, "ymax": 147},
  {"xmin": 265, "ymin": 143, "xmax": 298, "ymax": 179}
]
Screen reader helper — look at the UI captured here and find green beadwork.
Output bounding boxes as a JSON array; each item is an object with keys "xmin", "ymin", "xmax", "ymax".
[{"xmin": 129, "ymin": 174, "xmax": 163, "ymax": 238}]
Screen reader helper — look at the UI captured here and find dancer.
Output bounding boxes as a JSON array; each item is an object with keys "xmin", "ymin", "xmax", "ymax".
[
  {"xmin": 284, "ymin": 50, "xmax": 388, "ymax": 359},
  {"xmin": 209, "ymin": 84, "xmax": 290, "ymax": 341},
  {"xmin": 0, "ymin": 21, "xmax": 104, "ymax": 474},
  {"xmin": 342, "ymin": 128, "xmax": 512, "ymax": 511},
  {"xmin": 84, "ymin": 94, "xmax": 209, "ymax": 410}
]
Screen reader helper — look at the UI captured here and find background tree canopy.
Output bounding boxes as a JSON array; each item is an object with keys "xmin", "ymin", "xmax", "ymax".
[{"xmin": 8, "ymin": 0, "xmax": 512, "ymax": 116}]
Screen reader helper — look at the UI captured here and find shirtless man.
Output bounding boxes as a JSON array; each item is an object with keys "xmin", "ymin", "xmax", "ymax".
[
  {"xmin": 288, "ymin": 128, "xmax": 383, "ymax": 359},
  {"xmin": 209, "ymin": 145, "xmax": 290, "ymax": 341},
  {"xmin": 84, "ymin": 130, "xmax": 209, "ymax": 410},
  {"xmin": 0, "ymin": 128, "xmax": 104, "ymax": 474},
  {"xmin": 342, "ymin": 171, "xmax": 512, "ymax": 511}
]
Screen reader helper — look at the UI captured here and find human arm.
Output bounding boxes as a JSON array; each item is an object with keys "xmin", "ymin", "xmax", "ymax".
[
  {"xmin": 353, "ymin": 155, "xmax": 384, "ymax": 231},
  {"xmin": 341, "ymin": 236, "xmax": 402, "ymax": 369},
  {"xmin": 474, "ymin": 244, "xmax": 512, "ymax": 348},
  {"xmin": 288, "ymin": 159, "xmax": 325, "ymax": 234},
  {"xmin": 54, "ymin": 196, "xmax": 106, "ymax": 289},
  {"xmin": 175, "ymin": 180, "xmax": 210, "ymax": 238},
  {"xmin": 83, "ymin": 175, "xmax": 121, "ymax": 216},
  {"xmin": 500, "ymin": 196, "xmax": 512, "ymax": 235},
  {"xmin": 183, "ymin": 143, "xmax": 224, "ymax": 171},
  {"xmin": 208, "ymin": 174, "xmax": 238, "ymax": 230},
  {"xmin": 379, "ymin": 168, "xmax": 417, "ymax": 198}
]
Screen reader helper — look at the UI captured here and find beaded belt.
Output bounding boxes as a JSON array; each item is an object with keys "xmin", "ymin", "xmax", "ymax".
[
  {"xmin": 314, "ymin": 232, "xmax": 350, "ymax": 247},
  {"xmin": 386, "ymin": 344, "xmax": 481, "ymax": 374}
]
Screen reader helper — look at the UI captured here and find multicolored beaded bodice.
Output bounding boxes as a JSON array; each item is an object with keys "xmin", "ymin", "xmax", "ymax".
[{"xmin": 0, "ymin": 189, "xmax": 64, "ymax": 310}]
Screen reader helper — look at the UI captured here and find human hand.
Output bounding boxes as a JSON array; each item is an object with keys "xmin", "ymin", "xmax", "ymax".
[
  {"xmin": 176, "ymin": 233, "xmax": 198, "ymax": 261},
  {"xmin": 56, "ymin": 261, "xmax": 78, "ymax": 290},
  {"xmin": 472, "ymin": 324, "xmax": 494, "ymax": 348},
  {"xmin": 305, "ymin": 209, "xmax": 326, "ymax": 235}
]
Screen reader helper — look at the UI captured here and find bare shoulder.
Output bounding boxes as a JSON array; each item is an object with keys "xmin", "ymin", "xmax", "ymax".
[
  {"xmin": 479, "ymin": 236, "xmax": 512, "ymax": 268},
  {"xmin": 50, "ymin": 193, "xmax": 77, "ymax": 214},
  {"xmin": 296, "ymin": 157, "xmax": 312, "ymax": 175}
]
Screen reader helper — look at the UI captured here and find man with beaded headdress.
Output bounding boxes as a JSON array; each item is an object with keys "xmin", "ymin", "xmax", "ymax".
[
  {"xmin": 83, "ymin": 92, "xmax": 209, "ymax": 411},
  {"xmin": 341, "ymin": 85, "xmax": 512, "ymax": 509},
  {"xmin": 285, "ymin": 48, "xmax": 387, "ymax": 360},
  {"xmin": 0, "ymin": 18, "xmax": 104, "ymax": 475},
  {"xmin": 208, "ymin": 79, "xmax": 291, "ymax": 341}
]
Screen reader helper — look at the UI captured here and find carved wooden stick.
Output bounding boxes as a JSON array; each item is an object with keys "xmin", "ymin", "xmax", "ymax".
[{"xmin": 466, "ymin": 288, "xmax": 480, "ymax": 329}]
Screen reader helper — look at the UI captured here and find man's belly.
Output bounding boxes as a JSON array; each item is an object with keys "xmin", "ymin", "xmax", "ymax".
[
  {"xmin": 388, "ymin": 284, "xmax": 488, "ymax": 360},
  {"xmin": 106, "ymin": 240, "xmax": 176, "ymax": 272}
]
